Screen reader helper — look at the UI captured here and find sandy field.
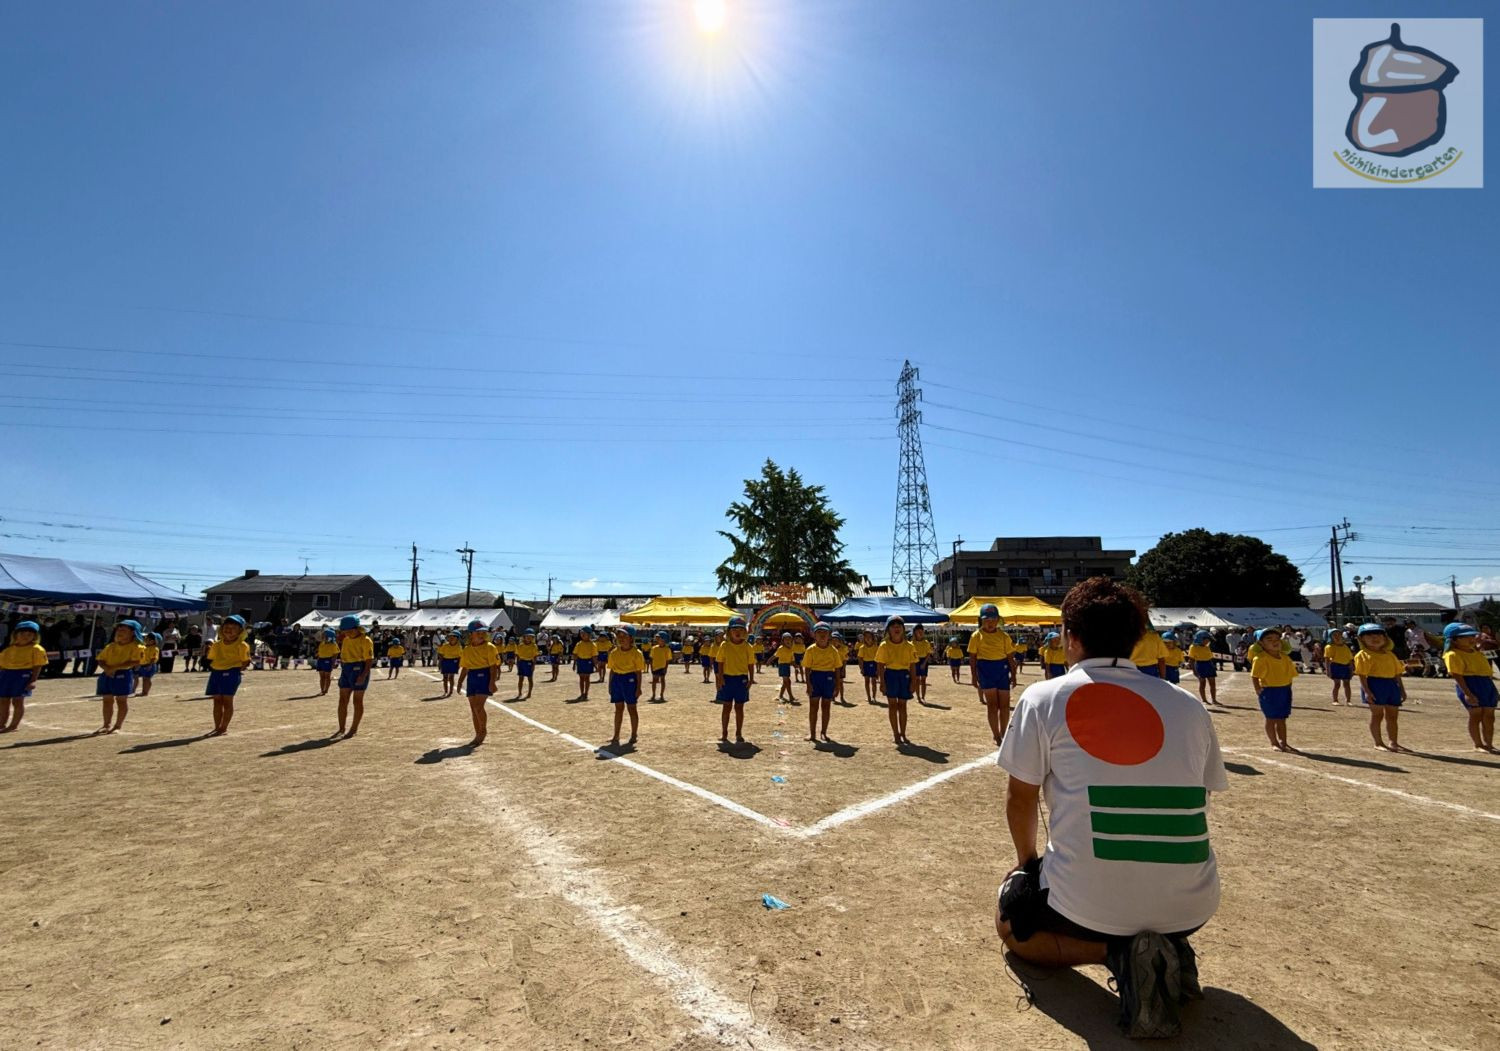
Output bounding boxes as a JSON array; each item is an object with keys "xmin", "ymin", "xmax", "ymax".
[{"xmin": 2, "ymin": 653, "xmax": 1498, "ymax": 1050}]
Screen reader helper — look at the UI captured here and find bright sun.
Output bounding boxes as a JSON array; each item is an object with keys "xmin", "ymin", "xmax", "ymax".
[{"xmin": 693, "ymin": 0, "xmax": 727, "ymax": 35}]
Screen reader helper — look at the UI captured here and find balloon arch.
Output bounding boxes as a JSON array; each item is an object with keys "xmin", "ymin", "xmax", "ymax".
[{"xmin": 749, "ymin": 601, "xmax": 819, "ymax": 635}]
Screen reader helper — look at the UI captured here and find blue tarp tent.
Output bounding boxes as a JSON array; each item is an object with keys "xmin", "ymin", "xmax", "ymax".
[
  {"xmin": 821, "ymin": 596, "xmax": 947, "ymax": 624},
  {"xmin": 0, "ymin": 553, "xmax": 206, "ymax": 611}
]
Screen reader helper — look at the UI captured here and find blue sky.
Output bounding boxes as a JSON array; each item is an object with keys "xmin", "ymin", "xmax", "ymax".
[{"xmin": 2, "ymin": 1, "xmax": 1496, "ymax": 606}]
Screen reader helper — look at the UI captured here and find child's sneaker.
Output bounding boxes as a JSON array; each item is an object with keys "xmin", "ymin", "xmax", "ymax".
[
  {"xmin": 1105, "ymin": 932, "xmax": 1181, "ymax": 1038},
  {"xmin": 1169, "ymin": 935, "xmax": 1203, "ymax": 1002}
]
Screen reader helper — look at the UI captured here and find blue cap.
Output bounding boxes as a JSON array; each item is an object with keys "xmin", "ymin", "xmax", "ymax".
[
  {"xmin": 1356, "ymin": 622, "xmax": 1386, "ymax": 636},
  {"xmin": 580, "ymin": 626, "xmax": 592, "ymax": 635},
  {"xmin": 885, "ymin": 615, "xmax": 905, "ymax": 628},
  {"xmin": 118, "ymin": 619, "xmax": 143, "ymax": 641},
  {"xmin": 339, "ymin": 615, "xmax": 361, "ymax": 631},
  {"xmin": 1254, "ymin": 628, "xmax": 1280, "ymax": 642},
  {"xmin": 524, "ymin": 628, "xmax": 535, "ymax": 636},
  {"xmin": 1193, "ymin": 630, "xmax": 1211, "ymax": 643},
  {"xmin": 1444, "ymin": 622, "xmax": 1477, "ymax": 639},
  {"xmin": 323, "ymin": 627, "xmax": 337, "ymax": 639},
  {"xmin": 979, "ymin": 603, "xmax": 1000, "ymax": 620},
  {"xmin": 617, "ymin": 625, "xmax": 636, "ymax": 639},
  {"xmin": 465, "ymin": 618, "xmax": 486, "ymax": 632},
  {"xmin": 15, "ymin": 620, "xmax": 39, "ymax": 634},
  {"xmin": 655, "ymin": 630, "xmax": 669, "ymax": 640},
  {"xmin": 831, "ymin": 631, "xmax": 844, "ymax": 639},
  {"xmin": 714, "ymin": 627, "xmax": 726, "ymax": 636},
  {"xmin": 728, "ymin": 616, "xmax": 746, "ymax": 628},
  {"xmin": 224, "ymin": 614, "xmax": 246, "ymax": 629},
  {"xmin": 1043, "ymin": 631, "xmax": 1059, "ymax": 642},
  {"xmin": 813, "ymin": 621, "xmax": 831, "ymax": 633},
  {"xmin": 1161, "ymin": 631, "xmax": 1177, "ymax": 642},
  {"xmin": 151, "ymin": 632, "xmax": 163, "ymax": 644}
]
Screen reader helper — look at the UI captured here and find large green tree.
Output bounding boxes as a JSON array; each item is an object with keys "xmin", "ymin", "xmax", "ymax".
[
  {"xmin": 1126, "ymin": 529, "xmax": 1307, "ymax": 607},
  {"xmin": 716, "ymin": 460, "xmax": 862, "ymax": 602}
]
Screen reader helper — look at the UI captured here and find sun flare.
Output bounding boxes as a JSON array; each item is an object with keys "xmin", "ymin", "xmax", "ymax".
[{"xmin": 693, "ymin": 0, "xmax": 727, "ymax": 35}]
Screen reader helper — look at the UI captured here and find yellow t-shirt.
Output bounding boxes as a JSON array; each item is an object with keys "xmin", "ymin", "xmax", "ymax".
[
  {"xmin": 875, "ymin": 639, "xmax": 917, "ymax": 671},
  {"xmin": 944, "ymin": 643, "xmax": 963, "ymax": 660},
  {"xmin": 834, "ymin": 642, "xmax": 848, "ymax": 661},
  {"xmin": 705, "ymin": 641, "xmax": 722, "ymax": 662},
  {"xmin": 1354, "ymin": 650, "xmax": 1403, "ymax": 679},
  {"xmin": 573, "ymin": 639, "xmax": 598, "ymax": 660},
  {"xmin": 318, "ymin": 641, "xmax": 341, "ymax": 659},
  {"xmin": 1130, "ymin": 633, "xmax": 1166, "ymax": 668},
  {"xmin": 341, "ymin": 634, "xmax": 375, "ymax": 663},
  {"xmin": 1445, "ymin": 650, "xmax": 1493, "ymax": 677},
  {"xmin": 387, "ymin": 644, "xmax": 406, "ymax": 658},
  {"xmin": 97, "ymin": 640, "xmax": 144, "ymax": 669},
  {"xmin": 460, "ymin": 642, "xmax": 499, "ymax": 669},
  {"xmin": 207, "ymin": 639, "xmax": 250, "ymax": 671},
  {"xmin": 501, "ymin": 641, "xmax": 515, "ymax": 655},
  {"xmin": 717, "ymin": 640, "xmax": 753, "ymax": 676},
  {"xmin": 1247, "ymin": 642, "xmax": 1264, "ymax": 661},
  {"xmin": 1187, "ymin": 643, "xmax": 1214, "ymax": 662},
  {"xmin": 1041, "ymin": 643, "xmax": 1067, "ymax": 666},
  {"xmin": 1163, "ymin": 645, "xmax": 1184, "ymax": 668},
  {"xmin": 774, "ymin": 644, "xmax": 795, "ymax": 664},
  {"xmin": 140, "ymin": 643, "xmax": 160, "ymax": 665},
  {"xmin": 608, "ymin": 648, "xmax": 647, "ymax": 675},
  {"xmin": 857, "ymin": 641, "xmax": 880, "ymax": 662},
  {"xmin": 436, "ymin": 642, "xmax": 461, "ymax": 660},
  {"xmin": 515, "ymin": 642, "xmax": 540, "ymax": 662},
  {"xmin": 791, "ymin": 638, "xmax": 806, "ymax": 654},
  {"xmin": 0, "ymin": 643, "xmax": 48, "ymax": 671},
  {"xmin": 596, "ymin": 637, "xmax": 614, "ymax": 655},
  {"xmin": 968, "ymin": 629, "xmax": 1014, "ymax": 661},
  {"xmin": 649, "ymin": 643, "xmax": 672, "ymax": 671},
  {"xmin": 1324, "ymin": 643, "xmax": 1354, "ymax": 666},
  {"xmin": 549, "ymin": 641, "xmax": 564, "ymax": 656},
  {"xmin": 912, "ymin": 639, "xmax": 933, "ymax": 659},
  {"xmin": 1251, "ymin": 653, "xmax": 1298, "ymax": 688},
  {"xmin": 803, "ymin": 644, "xmax": 843, "ymax": 672}
]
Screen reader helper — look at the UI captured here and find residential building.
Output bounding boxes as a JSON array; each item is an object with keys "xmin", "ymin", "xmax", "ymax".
[
  {"xmin": 1303, "ymin": 594, "xmax": 1451, "ymax": 633},
  {"xmin": 930, "ymin": 537, "xmax": 1136, "ymax": 607},
  {"xmin": 204, "ymin": 570, "xmax": 395, "ymax": 622}
]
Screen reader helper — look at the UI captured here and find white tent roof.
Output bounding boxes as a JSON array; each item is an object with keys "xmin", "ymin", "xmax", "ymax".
[
  {"xmin": 540, "ymin": 607, "xmax": 622, "ymax": 630},
  {"xmin": 1150, "ymin": 606, "xmax": 1327, "ymax": 630},
  {"xmin": 292, "ymin": 608, "xmax": 512, "ymax": 632}
]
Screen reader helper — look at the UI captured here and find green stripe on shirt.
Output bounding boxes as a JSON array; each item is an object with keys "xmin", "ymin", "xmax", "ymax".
[
  {"xmin": 1092, "ymin": 838, "xmax": 1211, "ymax": 864},
  {"xmin": 1088, "ymin": 785, "xmax": 1207, "ymax": 810}
]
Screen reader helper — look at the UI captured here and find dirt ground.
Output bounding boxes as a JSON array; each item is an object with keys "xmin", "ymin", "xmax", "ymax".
[{"xmin": 2, "ymin": 654, "xmax": 1498, "ymax": 1050}]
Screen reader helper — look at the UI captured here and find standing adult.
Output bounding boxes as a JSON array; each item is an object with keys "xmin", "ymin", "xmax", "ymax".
[{"xmin": 995, "ymin": 577, "xmax": 1228, "ymax": 1038}]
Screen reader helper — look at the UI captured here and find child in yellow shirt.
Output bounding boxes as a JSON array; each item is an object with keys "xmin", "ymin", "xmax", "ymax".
[
  {"xmin": 0, "ymin": 620, "xmax": 49, "ymax": 733},
  {"xmin": 648, "ymin": 631, "xmax": 673, "ymax": 701},
  {"xmin": 1443, "ymin": 623, "xmax": 1495, "ymax": 752},
  {"xmin": 335, "ymin": 615, "xmax": 375, "ymax": 738},
  {"xmin": 136, "ymin": 632, "xmax": 161, "ymax": 697},
  {"xmin": 513, "ymin": 630, "xmax": 540, "ymax": 700},
  {"xmin": 967, "ymin": 605, "xmax": 1016, "ymax": 744},
  {"xmin": 1249, "ymin": 628, "xmax": 1298, "ymax": 752},
  {"xmin": 205, "ymin": 615, "xmax": 252, "ymax": 737},
  {"xmin": 1355, "ymin": 623, "xmax": 1407, "ymax": 751},
  {"xmin": 435, "ymin": 633, "xmax": 462, "ymax": 697},
  {"xmin": 95, "ymin": 619, "xmax": 145, "ymax": 735},
  {"xmin": 572, "ymin": 628, "xmax": 599, "ymax": 702},
  {"xmin": 911, "ymin": 625, "xmax": 933, "ymax": 703},
  {"xmin": 608, "ymin": 627, "xmax": 647, "ymax": 747},
  {"xmin": 1040, "ymin": 632, "xmax": 1067, "ymax": 680},
  {"xmin": 774, "ymin": 636, "xmax": 797, "ymax": 702},
  {"xmin": 875, "ymin": 617, "xmax": 917, "ymax": 746},
  {"xmin": 315, "ymin": 628, "xmax": 341, "ymax": 696},
  {"xmin": 1188, "ymin": 630, "xmax": 1218, "ymax": 706},
  {"xmin": 458, "ymin": 621, "xmax": 500, "ymax": 746},
  {"xmin": 944, "ymin": 638, "xmax": 964, "ymax": 683},
  {"xmin": 1323, "ymin": 629, "xmax": 1355, "ymax": 706},
  {"xmin": 385, "ymin": 637, "xmax": 407, "ymax": 680},
  {"xmin": 804, "ymin": 622, "xmax": 843, "ymax": 741}
]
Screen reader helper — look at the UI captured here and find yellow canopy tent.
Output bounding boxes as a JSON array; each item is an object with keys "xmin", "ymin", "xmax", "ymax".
[
  {"xmin": 762, "ymin": 611, "xmax": 808, "ymax": 628},
  {"xmin": 619, "ymin": 596, "xmax": 739, "ymax": 626},
  {"xmin": 947, "ymin": 595, "xmax": 1063, "ymax": 625}
]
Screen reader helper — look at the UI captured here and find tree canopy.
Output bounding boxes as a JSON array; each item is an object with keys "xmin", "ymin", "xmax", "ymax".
[
  {"xmin": 715, "ymin": 460, "xmax": 862, "ymax": 602},
  {"xmin": 1126, "ymin": 529, "xmax": 1307, "ymax": 607}
]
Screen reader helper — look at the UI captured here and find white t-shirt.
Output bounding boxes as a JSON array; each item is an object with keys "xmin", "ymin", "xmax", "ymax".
[
  {"xmin": 998, "ymin": 656, "xmax": 1229, "ymax": 937},
  {"xmin": 1225, "ymin": 632, "xmax": 1243, "ymax": 653}
]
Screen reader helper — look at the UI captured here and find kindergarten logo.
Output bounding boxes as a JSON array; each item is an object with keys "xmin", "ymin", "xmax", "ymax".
[{"xmin": 1313, "ymin": 19, "xmax": 1483, "ymax": 188}]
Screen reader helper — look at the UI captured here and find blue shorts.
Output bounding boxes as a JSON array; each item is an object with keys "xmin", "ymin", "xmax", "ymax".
[
  {"xmin": 205, "ymin": 668, "xmax": 242, "ymax": 697},
  {"xmin": 915, "ymin": 659, "xmax": 929, "ymax": 677},
  {"xmin": 550, "ymin": 654, "xmax": 561, "ymax": 666},
  {"xmin": 883, "ymin": 668, "xmax": 912, "ymax": 701},
  {"xmin": 1363, "ymin": 677, "xmax": 1402, "ymax": 707},
  {"xmin": 138, "ymin": 663, "xmax": 157, "ymax": 678},
  {"xmin": 438, "ymin": 658, "xmax": 459, "ymax": 674},
  {"xmin": 389, "ymin": 657, "xmax": 404, "ymax": 668},
  {"xmin": 1258, "ymin": 684, "xmax": 1293, "ymax": 719},
  {"xmin": 316, "ymin": 657, "xmax": 337, "ymax": 672},
  {"xmin": 1136, "ymin": 664, "xmax": 1161, "ymax": 678},
  {"xmin": 97, "ymin": 670, "xmax": 135, "ymax": 697},
  {"xmin": 1194, "ymin": 660, "xmax": 1217, "ymax": 680},
  {"xmin": 610, "ymin": 672, "xmax": 639, "ymax": 704},
  {"xmin": 778, "ymin": 663, "xmax": 791, "ymax": 678},
  {"xmin": 338, "ymin": 662, "xmax": 370, "ymax": 690},
  {"xmin": 976, "ymin": 659, "xmax": 1011, "ymax": 691},
  {"xmin": 717, "ymin": 673, "xmax": 750, "ymax": 704},
  {"xmin": 652, "ymin": 667, "xmax": 666, "ymax": 680},
  {"xmin": 0, "ymin": 668, "xmax": 35, "ymax": 697},
  {"xmin": 1046, "ymin": 663, "xmax": 1067, "ymax": 679},
  {"xmin": 861, "ymin": 660, "xmax": 878, "ymax": 679},
  {"xmin": 948, "ymin": 658, "xmax": 962, "ymax": 669},
  {"xmin": 465, "ymin": 667, "xmax": 493, "ymax": 696},
  {"xmin": 699, "ymin": 654, "xmax": 713, "ymax": 669},
  {"xmin": 793, "ymin": 654, "xmax": 804, "ymax": 665},
  {"xmin": 575, "ymin": 658, "xmax": 594, "ymax": 677},
  {"xmin": 1328, "ymin": 662, "xmax": 1353, "ymax": 681},
  {"xmin": 1165, "ymin": 666, "xmax": 1181, "ymax": 684},
  {"xmin": 808, "ymin": 670, "xmax": 836, "ymax": 700},
  {"xmin": 517, "ymin": 660, "xmax": 534, "ymax": 679},
  {"xmin": 1457, "ymin": 676, "xmax": 1497, "ymax": 709}
]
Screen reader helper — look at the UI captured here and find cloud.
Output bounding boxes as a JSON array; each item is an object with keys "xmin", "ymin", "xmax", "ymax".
[
  {"xmin": 570, "ymin": 577, "xmax": 598, "ymax": 589},
  {"xmin": 568, "ymin": 578, "xmax": 630, "ymax": 591},
  {"xmin": 1357, "ymin": 576, "xmax": 1500, "ymax": 604}
]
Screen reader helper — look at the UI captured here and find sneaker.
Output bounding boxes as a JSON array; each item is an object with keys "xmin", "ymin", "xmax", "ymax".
[
  {"xmin": 1170, "ymin": 935, "xmax": 1203, "ymax": 1002},
  {"xmin": 1106, "ymin": 932, "xmax": 1181, "ymax": 1038}
]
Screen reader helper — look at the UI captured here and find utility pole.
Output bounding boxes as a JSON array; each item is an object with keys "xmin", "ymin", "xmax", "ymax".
[
  {"xmin": 1451, "ymin": 574, "xmax": 1461, "ymax": 613},
  {"xmin": 950, "ymin": 536, "xmax": 964, "ymax": 609},
  {"xmin": 1330, "ymin": 518, "xmax": 1352, "ymax": 621},
  {"xmin": 456, "ymin": 543, "xmax": 475, "ymax": 607},
  {"xmin": 547, "ymin": 576, "xmax": 555, "ymax": 605},
  {"xmin": 409, "ymin": 543, "xmax": 421, "ymax": 609}
]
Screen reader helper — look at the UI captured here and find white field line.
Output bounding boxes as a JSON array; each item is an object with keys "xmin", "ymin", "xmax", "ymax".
[
  {"xmin": 796, "ymin": 750, "xmax": 999, "ymax": 838},
  {"xmin": 1222, "ymin": 747, "xmax": 1500, "ymax": 824},
  {"xmin": 412, "ymin": 669, "xmax": 996, "ymax": 837},
  {"xmin": 452, "ymin": 766, "xmax": 804, "ymax": 1051}
]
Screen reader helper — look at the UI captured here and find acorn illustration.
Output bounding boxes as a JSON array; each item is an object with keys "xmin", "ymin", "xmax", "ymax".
[{"xmin": 1345, "ymin": 23, "xmax": 1458, "ymax": 157}]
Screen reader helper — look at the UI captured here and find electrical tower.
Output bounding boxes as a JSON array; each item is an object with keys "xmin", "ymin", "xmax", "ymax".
[{"xmin": 891, "ymin": 361, "xmax": 940, "ymax": 601}]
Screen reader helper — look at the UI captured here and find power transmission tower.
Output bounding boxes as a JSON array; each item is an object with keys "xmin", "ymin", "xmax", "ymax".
[
  {"xmin": 409, "ymin": 543, "xmax": 421, "ymax": 609},
  {"xmin": 891, "ymin": 361, "xmax": 940, "ymax": 601},
  {"xmin": 456, "ymin": 543, "xmax": 475, "ymax": 607}
]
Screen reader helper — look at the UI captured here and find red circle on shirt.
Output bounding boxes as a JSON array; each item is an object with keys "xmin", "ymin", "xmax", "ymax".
[{"xmin": 1064, "ymin": 682, "xmax": 1165, "ymax": 766}]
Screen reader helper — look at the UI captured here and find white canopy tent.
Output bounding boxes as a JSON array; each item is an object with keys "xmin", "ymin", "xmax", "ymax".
[
  {"xmin": 539, "ymin": 607, "xmax": 622, "ymax": 631},
  {"xmin": 292, "ymin": 608, "xmax": 512, "ymax": 632},
  {"xmin": 1150, "ymin": 606, "xmax": 1328, "ymax": 630}
]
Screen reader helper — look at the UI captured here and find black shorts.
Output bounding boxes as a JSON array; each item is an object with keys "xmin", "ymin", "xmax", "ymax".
[{"xmin": 998, "ymin": 857, "xmax": 1201, "ymax": 944}]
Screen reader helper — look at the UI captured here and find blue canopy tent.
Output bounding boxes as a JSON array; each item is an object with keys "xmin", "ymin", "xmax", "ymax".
[
  {"xmin": 0, "ymin": 553, "xmax": 206, "ymax": 612},
  {"xmin": 821, "ymin": 596, "xmax": 947, "ymax": 624}
]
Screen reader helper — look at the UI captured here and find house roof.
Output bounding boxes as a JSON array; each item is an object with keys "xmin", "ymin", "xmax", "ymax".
[
  {"xmin": 1304, "ymin": 593, "xmax": 1447, "ymax": 614},
  {"xmin": 205, "ymin": 574, "xmax": 388, "ymax": 596}
]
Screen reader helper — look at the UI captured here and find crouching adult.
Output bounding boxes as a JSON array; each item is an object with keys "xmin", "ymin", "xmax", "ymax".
[{"xmin": 995, "ymin": 577, "xmax": 1229, "ymax": 1038}]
